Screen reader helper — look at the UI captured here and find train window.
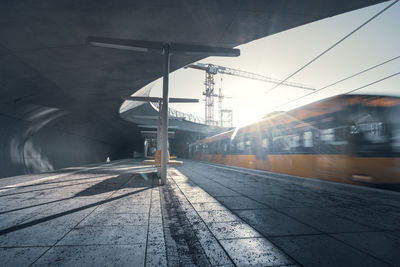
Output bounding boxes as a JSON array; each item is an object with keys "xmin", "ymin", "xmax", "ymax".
[
  {"xmin": 230, "ymin": 141, "xmax": 236, "ymax": 153},
  {"xmin": 218, "ymin": 141, "xmax": 227, "ymax": 154},
  {"xmin": 202, "ymin": 144, "xmax": 208, "ymax": 154},
  {"xmin": 245, "ymin": 139, "xmax": 253, "ymax": 154},
  {"xmin": 245, "ymin": 140, "xmax": 251, "ymax": 146},
  {"xmin": 237, "ymin": 140, "xmax": 245, "ymax": 152},
  {"xmin": 223, "ymin": 142, "xmax": 228, "ymax": 153},
  {"xmin": 320, "ymin": 127, "xmax": 349, "ymax": 154},
  {"xmin": 273, "ymin": 134, "xmax": 300, "ymax": 153},
  {"xmin": 262, "ymin": 137, "xmax": 269, "ymax": 149},
  {"xmin": 303, "ymin": 131, "xmax": 313, "ymax": 147},
  {"xmin": 209, "ymin": 142, "xmax": 214, "ymax": 154},
  {"xmin": 291, "ymin": 135, "xmax": 300, "ymax": 148},
  {"xmin": 321, "ymin": 128, "xmax": 348, "ymax": 145},
  {"xmin": 211, "ymin": 142, "xmax": 219, "ymax": 154},
  {"xmin": 335, "ymin": 127, "xmax": 348, "ymax": 142},
  {"xmin": 321, "ymin": 129, "xmax": 334, "ymax": 143},
  {"xmin": 358, "ymin": 122, "xmax": 388, "ymax": 143},
  {"xmin": 230, "ymin": 135, "xmax": 251, "ymax": 154},
  {"xmin": 350, "ymin": 121, "xmax": 393, "ymax": 156},
  {"xmin": 216, "ymin": 141, "xmax": 222, "ymax": 154}
]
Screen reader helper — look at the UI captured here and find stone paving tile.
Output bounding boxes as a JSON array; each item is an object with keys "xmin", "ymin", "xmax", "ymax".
[
  {"xmin": 0, "ymin": 187, "xmax": 58, "ymax": 199},
  {"xmin": 180, "ymin": 187, "xmax": 208, "ymax": 195},
  {"xmin": 78, "ymin": 211, "xmax": 149, "ymax": 226},
  {"xmin": 0, "ymin": 247, "xmax": 50, "ymax": 266},
  {"xmin": 58, "ymin": 225, "xmax": 148, "ymax": 246},
  {"xmin": 0, "ymin": 211, "xmax": 37, "ymax": 230},
  {"xmin": 192, "ymin": 201, "xmax": 229, "ymax": 212},
  {"xmin": 323, "ymin": 206, "xmax": 400, "ymax": 231},
  {"xmin": 236, "ymin": 209, "xmax": 319, "ymax": 237},
  {"xmin": 0, "ymin": 197, "xmax": 44, "ymax": 211},
  {"xmin": 391, "ymin": 231, "xmax": 400, "ymax": 238},
  {"xmin": 207, "ymin": 221, "xmax": 262, "ymax": 240},
  {"xmin": 203, "ymin": 187, "xmax": 240, "ymax": 197},
  {"xmin": 149, "ymin": 215, "xmax": 162, "ymax": 224},
  {"xmin": 167, "ymin": 170, "xmax": 233, "ymax": 266},
  {"xmin": 332, "ymin": 232, "xmax": 400, "ymax": 265},
  {"xmin": 280, "ymin": 193, "xmax": 326, "ymax": 208},
  {"xmin": 32, "ymin": 244, "xmax": 146, "ymax": 266},
  {"xmin": 188, "ymin": 218, "xmax": 233, "ymax": 266},
  {"xmin": 0, "ymin": 224, "xmax": 72, "ymax": 246},
  {"xmin": 111, "ymin": 189, "xmax": 152, "ymax": 200},
  {"xmin": 146, "ymin": 242, "xmax": 167, "ymax": 267},
  {"xmin": 183, "ymin": 190, "xmax": 213, "ymax": 198},
  {"xmin": 185, "ymin": 194, "xmax": 219, "ymax": 204},
  {"xmin": 96, "ymin": 202, "xmax": 151, "ymax": 214},
  {"xmin": 151, "ymin": 199, "xmax": 161, "ymax": 208},
  {"xmin": 36, "ymin": 198, "xmax": 100, "ymax": 215},
  {"xmin": 148, "ymin": 223, "xmax": 164, "ymax": 244},
  {"xmin": 367, "ymin": 204, "xmax": 400, "ymax": 219},
  {"xmin": 232, "ymin": 188, "xmax": 273, "ymax": 196},
  {"xmin": 248, "ymin": 194, "xmax": 310, "ymax": 208},
  {"xmin": 374, "ymin": 198, "xmax": 400, "ymax": 208},
  {"xmin": 279, "ymin": 207, "xmax": 374, "ymax": 233},
  {"xmin": 197, "ymin": 210, "xmax": 242, "ymax": 224},
  {"xmin": 310, "ymin": 192, "xmax": 378, "ymax": 208},
  {"xmin": 25, "ymin": 209, "xmax": 92, "ymax": 228},
  {"xmin": 35, "ymin": 190, "xmax": 114, "ymax": 199},
  {"xmin": 0, "ymin": 195, "xmax": 70, "ymax": 211},
  {"xmin": 220, "ymin": 237, "xmax": 294, "ymax": 266},
  {"xmin": 150, "ymin": 205, "xmax": 161, "ymax": 217},
  {"xmin": 215, "ymin": 196, "xmax": 267, "ymax": 210},
  {"xmin": 151, "ymin": 198, "xmax": 161, "ymax": 206},
  {"xmin": 0, "ymin": 208, "xmax": 91, "ymax": 246},
  {"xmin": 270, "ymin": 235, "xmax": 390, "ymax": 267}
]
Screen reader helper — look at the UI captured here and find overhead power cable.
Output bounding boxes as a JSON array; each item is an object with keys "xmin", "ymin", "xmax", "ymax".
[
  {"xmin": 275, "ymin": 71, "xmax": 400, "ymax": 111},
  {"xmin": 274, "ymin": 55, "xmax": 400, "ymax": 109},
  {"xmin": 265, "ymin": 0, "xmax": 399, "ymax": 95},
  {"xmin": 345, "ymin": 71, "xmax": 400, "ymax": 94}
]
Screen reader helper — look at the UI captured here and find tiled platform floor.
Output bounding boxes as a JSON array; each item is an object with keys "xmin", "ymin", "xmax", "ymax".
[
  {"xmin": 176, "ymin": 160, "xmax": 400, "ymax": 266},
  {"xmin": 1, "ymin": 159, "xmax": 399, "ymax": 266},
  {"xmin": 0, "ymin": 160, "xmax": 165, "ymax": 266}
]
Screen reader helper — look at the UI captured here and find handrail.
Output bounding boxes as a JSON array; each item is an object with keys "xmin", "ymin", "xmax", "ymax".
[{"xmin": 151, "ymin": 101, "xmax": 206, "ymax": 124}]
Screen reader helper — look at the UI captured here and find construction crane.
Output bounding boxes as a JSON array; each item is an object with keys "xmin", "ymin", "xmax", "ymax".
[
  {"xmin": 185, "ymin": 62, "xmax": 315, "ymax": 126},
  {"xmin": 218, "ymin": 78, "xmax": 233, "ymax": 128}
]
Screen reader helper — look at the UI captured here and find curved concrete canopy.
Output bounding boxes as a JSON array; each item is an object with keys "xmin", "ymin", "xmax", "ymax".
[
  {"xmin": 0, "ymin": 0, "xmax": 385, "ymax": 177},
  {"xmin": 119, "ymin": 79, "xmax": 225, "ymax": 133}
]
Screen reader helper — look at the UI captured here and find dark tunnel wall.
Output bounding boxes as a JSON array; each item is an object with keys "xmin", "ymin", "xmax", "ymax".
[
  {"xmin": 0, "ymin": 41, "xmax": 144, "ymax": 179},
  {"xmin": 0, "ymin": 103, "xmax": 142, "ymax": 178}
]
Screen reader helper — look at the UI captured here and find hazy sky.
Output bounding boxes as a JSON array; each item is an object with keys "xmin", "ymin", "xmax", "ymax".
[{"xmin": 150, "ymin": 0, "xmax": 400, "ymax": 127}]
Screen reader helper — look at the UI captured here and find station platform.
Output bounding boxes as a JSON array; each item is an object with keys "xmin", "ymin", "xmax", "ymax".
[{"xmin": 0, "ymin": 159, "xmax": 399, "ymax": 266}]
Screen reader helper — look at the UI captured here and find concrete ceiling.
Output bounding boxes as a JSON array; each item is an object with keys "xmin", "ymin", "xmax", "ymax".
[{"xmin": 0, "ymin": 0, "xmax": 386, "ymax": 176}]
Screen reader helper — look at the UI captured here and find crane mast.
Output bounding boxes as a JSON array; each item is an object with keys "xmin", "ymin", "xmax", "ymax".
[
  {"xmin": 203, "ymin": 71, "xmax": 218, "ymax": 125},
  {"xmin": 185, "ymin": 62, "xmax": 315, "ymax": 126}
]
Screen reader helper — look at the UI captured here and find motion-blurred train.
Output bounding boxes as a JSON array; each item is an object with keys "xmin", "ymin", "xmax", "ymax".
[{"xmin": 189, "ymin": 94, "xmax": 400, "ymax": 185}]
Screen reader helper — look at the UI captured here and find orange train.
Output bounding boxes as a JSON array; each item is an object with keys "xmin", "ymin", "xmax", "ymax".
[{"xmin": 189, "ymin": 94, "xmax": 400, "ymax": 185}]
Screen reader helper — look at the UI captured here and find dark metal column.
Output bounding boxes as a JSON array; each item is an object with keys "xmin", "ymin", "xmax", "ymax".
[{"xmin": 161, "ymin": 44, "xmax": 171, "ymax": 185}]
